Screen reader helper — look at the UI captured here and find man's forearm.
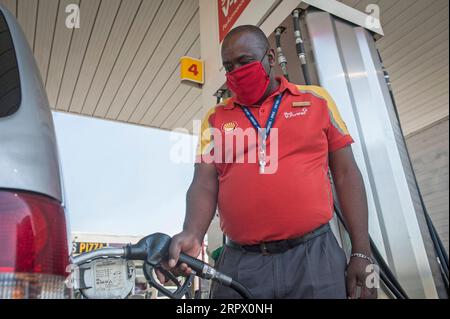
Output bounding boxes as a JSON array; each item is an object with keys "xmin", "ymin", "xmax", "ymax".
[
  {"xmin": 183, "ymin": 182, "xmax": 218, "ymax": 242},
  {"xmin": 333, "ymin": 168, "xmax": 371, "ymax": 255}
]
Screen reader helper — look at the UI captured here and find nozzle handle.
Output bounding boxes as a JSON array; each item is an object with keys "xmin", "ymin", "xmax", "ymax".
[{"xmin": 178, "ymin": 253, "xmax": 206, "ymax": 274}]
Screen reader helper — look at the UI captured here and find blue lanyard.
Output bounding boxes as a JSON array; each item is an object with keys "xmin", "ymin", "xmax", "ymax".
[{"xmin": 240, "ymin": 93, "xmax": 283, "ymax": 141}]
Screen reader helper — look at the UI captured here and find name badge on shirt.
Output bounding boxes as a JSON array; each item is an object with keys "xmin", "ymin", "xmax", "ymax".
[{"xmin": 292, "ymin": 101, "xmax": 311, "ymax": 108}]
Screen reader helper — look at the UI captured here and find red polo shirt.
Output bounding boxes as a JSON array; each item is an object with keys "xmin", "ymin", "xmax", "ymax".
[{"xmin": 196, "ymin": 77, "xmax": 354, "ymax": 244}]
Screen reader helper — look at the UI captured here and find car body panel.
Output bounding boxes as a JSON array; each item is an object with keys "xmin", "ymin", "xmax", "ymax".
[{"xmin": 0, "ymin": 4, "xmax": 62, "ymax": 202}]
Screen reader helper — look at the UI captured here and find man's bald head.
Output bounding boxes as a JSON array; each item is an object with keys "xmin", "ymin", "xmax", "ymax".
[{"xmin": 222, "ymin": 25, "xmax": 270, "ymax": 54}]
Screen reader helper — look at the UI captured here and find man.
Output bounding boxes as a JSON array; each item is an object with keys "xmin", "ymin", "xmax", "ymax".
[{"xmin": 158, "ymin": 25, "xmax": 376, "ymax": 299}]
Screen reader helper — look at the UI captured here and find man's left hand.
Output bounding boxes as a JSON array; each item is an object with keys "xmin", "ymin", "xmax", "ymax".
[{"xmin": 346, "ymin": 257, "xmax": 378, "ymax": 299}]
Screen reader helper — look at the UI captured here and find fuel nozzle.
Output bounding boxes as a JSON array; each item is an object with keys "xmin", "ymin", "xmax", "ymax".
[
  {"xmin": 125, "ymin": 232, "xmax": 171, "ymax": 265},
  {"xmin": 125, "ymin": 233, "xmax": 252, "ymax": 299},
  {"xmin": 177, "ymin": 253, "xmax": 252, "ymax": 298},
  {"xmin": 177, "ymin": 253, "xmax": 232, "ymax": 285},
  {"xmin": 125, "ymin": 233, "xmax": 193, "ymax": 299}
]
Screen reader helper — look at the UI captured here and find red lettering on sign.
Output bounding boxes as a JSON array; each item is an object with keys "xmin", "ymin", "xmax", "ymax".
[{"xmin": 218, "ymin": 0, "xmax": 251, "ymax": 43}]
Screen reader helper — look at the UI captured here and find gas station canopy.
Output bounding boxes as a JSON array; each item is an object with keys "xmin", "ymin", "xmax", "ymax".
[{"xmin": 0, "ymin": 0, "xmax": 447, "ymax": 136}]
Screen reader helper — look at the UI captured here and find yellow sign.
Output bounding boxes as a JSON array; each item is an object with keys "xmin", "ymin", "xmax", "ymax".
[
  {"xmin": 74, "ymin": 242, "xmax": 107, "ymax": 254},
  {"xmin": 180, "ymin": 56, "xmax": 204, "ymax": 84}
]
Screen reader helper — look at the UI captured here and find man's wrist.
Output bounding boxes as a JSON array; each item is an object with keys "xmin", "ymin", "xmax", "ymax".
[
  {"xmin": 181, "ymin": 228, "xmax": 205, "ymax": 244},
  {"xmin": 351, "ymin": 247, "xmax": 371, "ymax": 256},
  {"xmin": 350, "ymin": 239, "xmax": 373, "ymax": 263},
  {"xmin": 350, "ymin": 238, "xmax": 371, "ymax": 256},
  {"xmin": 350, "ymin": 252, "xmax": 374, "ymax": 264}
]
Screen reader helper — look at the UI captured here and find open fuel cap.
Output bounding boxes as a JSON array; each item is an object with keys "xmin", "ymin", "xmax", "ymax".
[{"xmin": 73, "ymin": 258, "xmax": 136, "ymax": 299}]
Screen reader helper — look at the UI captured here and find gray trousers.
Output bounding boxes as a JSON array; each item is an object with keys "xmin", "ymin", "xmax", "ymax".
[{"xmin": 210, "ymin": 228, "xmax": 348, "ymax": 299}]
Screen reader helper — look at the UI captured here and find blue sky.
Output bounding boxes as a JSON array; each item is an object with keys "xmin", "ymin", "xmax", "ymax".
[{"xmin": 52, "ymin": 112, "xmax": 197, "ymax": 237}]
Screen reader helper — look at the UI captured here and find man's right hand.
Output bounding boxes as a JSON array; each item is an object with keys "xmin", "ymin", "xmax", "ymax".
[{"xmin": 155, "ymin": 231, "xmax": 202, "ymax": 284}]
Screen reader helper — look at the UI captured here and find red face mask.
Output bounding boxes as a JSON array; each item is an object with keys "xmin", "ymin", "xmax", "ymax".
[{"xmin": 226, "ymin": 60, "xmax": 270, "ymax": 106}]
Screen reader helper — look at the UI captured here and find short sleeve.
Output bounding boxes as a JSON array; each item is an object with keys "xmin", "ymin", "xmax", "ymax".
[
  {"xmin": 195, "ymin": 107, "xmax": 216, "ymax": 164},
  {"xmin": 317, "ymin": 87, "xmax": 354, "ymax": 152}
]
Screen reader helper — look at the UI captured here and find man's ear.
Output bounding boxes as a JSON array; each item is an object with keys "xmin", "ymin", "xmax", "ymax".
[{"xmin": 267, "ymin": 48, "xmax": 276, "ymax": 67}]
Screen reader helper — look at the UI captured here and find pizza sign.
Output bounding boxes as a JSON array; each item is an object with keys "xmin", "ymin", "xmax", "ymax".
[
  {"xmin": 218, "ymin": 0, "xmax": 252, "ymax": 43},
  {"xmin": 73, "ymin": 242, "xmax": 107, "ymax": 254}
]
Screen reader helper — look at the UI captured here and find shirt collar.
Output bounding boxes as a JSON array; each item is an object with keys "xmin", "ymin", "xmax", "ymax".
[{"xmin": 223, "ymin": 76, "xmax": 302, "ymax": 110}]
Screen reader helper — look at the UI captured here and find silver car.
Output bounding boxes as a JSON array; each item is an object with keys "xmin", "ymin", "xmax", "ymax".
[{"xmin": 0, "ymin": 4, "xmax": 70, "ymax": 299}]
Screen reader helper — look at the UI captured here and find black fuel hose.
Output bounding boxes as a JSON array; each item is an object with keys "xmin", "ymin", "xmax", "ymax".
[
  {"xmin": 178, "ymin": 253, "xmax": 253, "ymax": 299},
  {"xmin": 370, "ymin": 238, "xmax": 409, "ymax": 299},
  {"xmin": 334, "ymin": 202, "xmax": 409, "ymax": 299},
  {"xmin": 379, "ymin": 270, "xmax": 406, "ymax": 299},
  {"xmin": 275, "ymin": 27, "xmax": 290, "ymax": 81},
  {"xmin": 229, "ymin": 280, "xmax": 254, "ymax": 299},
  {"xmin": 292, "ymin": 9, "xmax": 312, "ymax": 85}
]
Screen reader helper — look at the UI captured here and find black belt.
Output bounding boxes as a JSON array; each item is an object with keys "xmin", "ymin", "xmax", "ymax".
[{"xmin": 225, "ymin": 223, "xmax": 330, "ymax": 255}]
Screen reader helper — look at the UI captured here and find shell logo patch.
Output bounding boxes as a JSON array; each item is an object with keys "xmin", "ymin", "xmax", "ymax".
[{"xmin": 222, "ymin": 121, "xmax": 238, "ymax": 132}]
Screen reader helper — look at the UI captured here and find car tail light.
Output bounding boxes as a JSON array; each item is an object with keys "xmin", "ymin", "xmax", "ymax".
[{"xmin": 0, "ymin": 190, "xmax": 71, "ymax": 298}]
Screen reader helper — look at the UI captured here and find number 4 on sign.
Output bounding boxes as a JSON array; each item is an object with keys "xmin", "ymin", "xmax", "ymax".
[
  {"xmin": 188, "ymin": 64, "xmax": 199, "ymax": 76},
  {"xmin": 180, "ymin": 56, "xmax": 204, "ymax": 84}
]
